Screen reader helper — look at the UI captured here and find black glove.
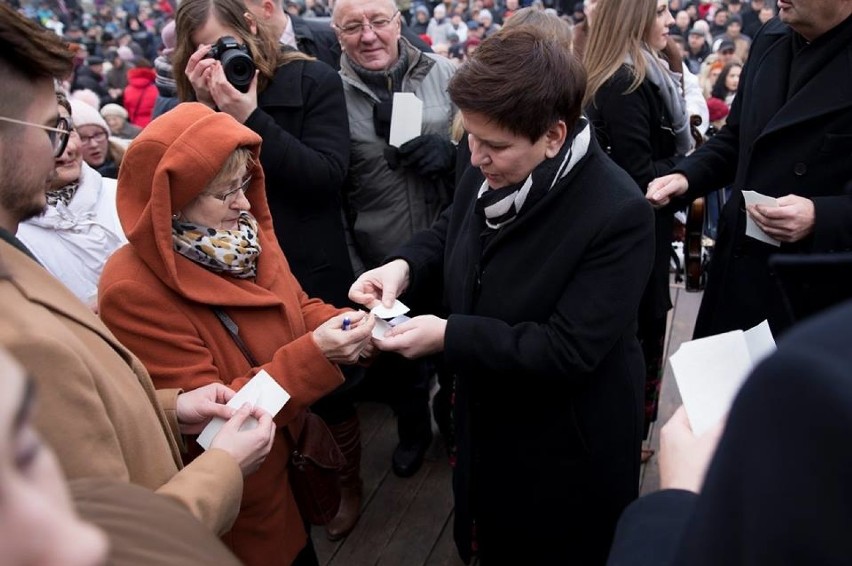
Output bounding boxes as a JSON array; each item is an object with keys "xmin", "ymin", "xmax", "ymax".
[{"xmin": 396, "ymin": 134, "xmax": 456, "ymax": 178}]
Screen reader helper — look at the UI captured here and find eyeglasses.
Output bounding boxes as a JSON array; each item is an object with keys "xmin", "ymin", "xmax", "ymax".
[
  {"xmin": 0, "ymin": 116, "xmax": 71, "ymax": 157},
  {"xmin": 204, "ymin": 175, "xmax": 252, "ymax": 203},
  {"xmin": 333, "ymin": 11, "xmax": 399, "ymax": 37},
  {"xmin": 78, "ymin": 130, "xmax": 108, "ymax": 145}
]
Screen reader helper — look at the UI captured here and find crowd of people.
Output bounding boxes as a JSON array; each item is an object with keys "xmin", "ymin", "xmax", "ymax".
[{"xmin": 1, "ymin": 0, "xmax": 851, "ymax": 564}]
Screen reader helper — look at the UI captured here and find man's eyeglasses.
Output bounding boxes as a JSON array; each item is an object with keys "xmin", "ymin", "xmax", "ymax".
[
  {"xmin": 334, "ymin": 11, "xmax": 399, "ymax": 37},
  {"xmin": 78, "ymin": 130, "xmax": 109, "ymax": 145},
  {"xmin": 204, "ymin": 175, "xmax": 252, "ymax": 204},
  {"xmin": 0, "ymin": 116, "xmax": 71, "ymax": 157}
]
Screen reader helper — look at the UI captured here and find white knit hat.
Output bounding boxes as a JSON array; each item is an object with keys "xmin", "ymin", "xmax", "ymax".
[
  {"xmin": 100, "ymin": 103, "xmax": 129, "ymax": 120},
  {"xmin": 69, "ymin": 99, "xmax": 109, "ymax": 133}
]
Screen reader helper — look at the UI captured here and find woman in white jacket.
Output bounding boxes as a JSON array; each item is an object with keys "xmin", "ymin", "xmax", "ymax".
[{"xmin": 17, "ymin": 95, "xmax": 127, "ymax": 308}]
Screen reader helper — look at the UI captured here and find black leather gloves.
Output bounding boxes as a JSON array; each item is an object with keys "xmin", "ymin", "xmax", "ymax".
[{"xmin": 384, "ymin": 134, "xmax": 456, "ymax": 179}]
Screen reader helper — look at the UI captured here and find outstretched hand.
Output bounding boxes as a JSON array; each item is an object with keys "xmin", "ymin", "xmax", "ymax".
[
  {"xmin": 374, "ymin": 315, "xmax": 447, "ymax": 359},
  {"xmin": 176, "ymin": 383, "xmax": 236, "ymax": 435},
  {"xmin": 348, "ymin": 259, "xmax": 410, "ymax": 310},
  {"xmin": 646, "ymin": 173, "xmax": 689, "ymax": 208}
]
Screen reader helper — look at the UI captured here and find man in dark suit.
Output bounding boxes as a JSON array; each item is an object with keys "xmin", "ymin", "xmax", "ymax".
[
  {"xmin": 607, "ymin": 299, "xmax": 852, "ymax": 566},
  {"xmin": 647, "ymin": 1, "xmax": 852, "ymax": 339}
]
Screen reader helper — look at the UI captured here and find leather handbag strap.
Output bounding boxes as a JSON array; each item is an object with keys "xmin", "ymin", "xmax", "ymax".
[{"xmin": 212, "ymin": 307, "xmax": 299, "ymax": 445}]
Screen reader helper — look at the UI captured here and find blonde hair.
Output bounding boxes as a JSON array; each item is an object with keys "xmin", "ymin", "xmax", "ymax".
[
  {"xmin": 207, "ymin": 147, "xmax": 256, "ymax": 191},
  {"xmin": 173, "ymin": 0, "xmax": 312, "ymax": 102},
  {"xmin": 583, "ymin": 0, "xmax": 657, "ymax": 108}
]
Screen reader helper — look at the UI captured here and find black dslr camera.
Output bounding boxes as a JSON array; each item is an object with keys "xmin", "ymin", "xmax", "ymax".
[{"xmin": 207, "ymin": 36, "xmax": 255, "ymax": 93}]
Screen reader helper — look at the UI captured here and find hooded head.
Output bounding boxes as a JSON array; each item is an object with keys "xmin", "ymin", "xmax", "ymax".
[{"xmin": 116, "ymin": 102, "xmax": 279, "ymax": 302}]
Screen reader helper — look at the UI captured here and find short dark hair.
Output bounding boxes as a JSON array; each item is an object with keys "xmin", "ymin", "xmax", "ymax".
[
  {"xmin": 0, "ymin": 4, "xmax": 73, "ymax": 119},
  {"xmin": 448, "ymin": 25, "xmax": 586, "ymax": 143}
]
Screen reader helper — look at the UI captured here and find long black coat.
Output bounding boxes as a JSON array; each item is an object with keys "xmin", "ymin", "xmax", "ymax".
[
  {"xmin": 607, "ymin": 299, "xmax": 852, "ymax": 566},
  {"xmin": 396, "ymin": 136, "xmax": 655, "ymax": 564},
  {"xmin": 244, "ymin": 58, "xmax": 354, "ymax": 307},
  {"xmin": 586, "ymin": 65, "xmax": 682, "ymax": 321},
  {"xmin": 676, "ymin": 16, "xmax": 852, "ymax": 338}
]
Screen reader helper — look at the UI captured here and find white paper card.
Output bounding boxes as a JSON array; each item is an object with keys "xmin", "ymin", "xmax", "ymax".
[
  {"xmin": 370, "ymin": 314, "xmax": 411, "ymax": 341},
  {"xmin": 389, "ymin": 92, "xmax": 423, "ymax": 148},
  {"xmin": 370, "ymin": 299, "xmax": 410, "ymax": 320},
  {"xmin": 196, "ymin": 370, "xmax": 290, "ymax": 450},
  {"xmin": 742, "ymin": 190, "xmax": 780, "ymax": 247},
  {"xmin": 670, "ymin": 320, "xmax": 776, "ymax": 436}
]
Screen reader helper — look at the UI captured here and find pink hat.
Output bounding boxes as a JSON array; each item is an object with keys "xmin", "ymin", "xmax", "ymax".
[{"xmin": 161, "ymin": 20, "xmax": 176, "ymax": 57}]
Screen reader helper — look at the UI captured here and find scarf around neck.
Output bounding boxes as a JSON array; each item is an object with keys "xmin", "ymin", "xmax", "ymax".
[
  {"xmin": 172, "ymin": 212, "xmax": 262, "ymax": 279},
  {"xmin": 630, "ymin": 48, "xmax": 693, "ymax": 156},
  {"xmin": 475, "ymin": 118, "xmax": 592, "ymax": 230},
  {"xmin": 46, "ymin": 181, "xmax": 80, "ymax": 207}
]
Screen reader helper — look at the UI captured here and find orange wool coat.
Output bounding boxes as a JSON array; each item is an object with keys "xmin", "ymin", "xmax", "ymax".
[{"xmin": 99, "ymin": 103, "xmax": 345, "ymax": 566}]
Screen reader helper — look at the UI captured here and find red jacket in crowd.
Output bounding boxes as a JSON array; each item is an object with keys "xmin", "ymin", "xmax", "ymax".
[{"xmin": 123, "ymin": 67, "xmax": 158, "ymax": 128}]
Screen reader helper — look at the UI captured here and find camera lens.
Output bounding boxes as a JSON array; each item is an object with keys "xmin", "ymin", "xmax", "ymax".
[{"xmin": 221, "ymin": 49, "xmax": 255, "ymax": 92}]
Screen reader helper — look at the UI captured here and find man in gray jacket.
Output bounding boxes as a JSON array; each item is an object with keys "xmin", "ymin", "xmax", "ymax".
[{"xmin": 333, "ymin": 0, "xmax": 457, "ymax": 478}]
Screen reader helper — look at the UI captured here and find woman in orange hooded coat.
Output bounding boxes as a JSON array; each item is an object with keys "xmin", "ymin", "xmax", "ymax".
[{"xmin": 98, "ymin": 103, "xmax": 375, "ymax": 565}]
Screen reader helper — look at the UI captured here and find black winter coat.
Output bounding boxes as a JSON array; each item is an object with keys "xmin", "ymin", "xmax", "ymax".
[
  {"xmin": 396, "ymin": 136, "xmax": 655, "ymax": 564},
  {"xmin": 608, "ymin": 299, "xmax": 852, "ymax": 566},
  {"xmin": 587, "ymin": 65, "xmax": 682, "ymax": 321},
  {"xmin": 244, "ymin": 57, "xmax": 354, "ymax": 307},
  {"xmin": 676, "ymin": 16, "xmax": 852, "ymax": 338}
]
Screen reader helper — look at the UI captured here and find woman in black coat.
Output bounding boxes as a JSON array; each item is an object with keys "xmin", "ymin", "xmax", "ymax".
[
  {"xmin": 173, "ymin": 0, "xmax": 362, "ymax": 540},
  {"xmin": 350, "ymin": 27, "xmax": 655, "ymax": 565},
  {"xmin": 583, "ymin": 0, "xmax": 694, "ymax": 444}
]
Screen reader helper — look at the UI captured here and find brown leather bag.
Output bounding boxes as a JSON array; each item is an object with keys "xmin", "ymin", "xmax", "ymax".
[
  {"xmin": 282, "ymin": 412, "xmax": 346, "ymax": 525},
  {"xmin": 213, "ymin": 308, "xmax": 345, "ymax": 525}
]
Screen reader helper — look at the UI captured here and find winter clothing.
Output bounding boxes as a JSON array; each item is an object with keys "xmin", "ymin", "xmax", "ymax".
[{"xmin": 123, "ymin": 66, "xmax": 158, "ymax": 127}]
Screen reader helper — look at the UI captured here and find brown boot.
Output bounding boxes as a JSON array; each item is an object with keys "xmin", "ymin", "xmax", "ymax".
[{"xmin": 326, "ymin": 415, "xmax": 363, "ymax": 541}]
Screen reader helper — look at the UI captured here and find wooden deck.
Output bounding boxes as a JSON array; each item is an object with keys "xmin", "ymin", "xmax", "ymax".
[{"xmin": 312, "ymin": 283, "xmax": 702, "ymax": 565}]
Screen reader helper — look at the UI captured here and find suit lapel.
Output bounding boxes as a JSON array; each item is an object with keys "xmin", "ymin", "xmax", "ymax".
[{"xmin": 760, "ymin": 39, "xmax": 852, "ymax": 139}]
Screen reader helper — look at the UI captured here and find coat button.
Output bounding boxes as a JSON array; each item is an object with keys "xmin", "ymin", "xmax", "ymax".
[{"xmin": 794, "ymin": 162, "xmax": 808, "ymax": 176}]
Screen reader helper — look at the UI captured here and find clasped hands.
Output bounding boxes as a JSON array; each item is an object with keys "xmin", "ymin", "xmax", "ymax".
[
  {"xmin": 646, "ymin": 173, "xmax": 815, "ymax": 243},
  {"xmin": 347, "ymin": 259, "xmax": 447, "ymax": 359}
]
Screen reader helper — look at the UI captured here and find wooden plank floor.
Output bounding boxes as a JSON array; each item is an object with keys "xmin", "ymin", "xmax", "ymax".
[{"xmin": 313, "ymin": 283, "xmax": 701, "ymax": 565}]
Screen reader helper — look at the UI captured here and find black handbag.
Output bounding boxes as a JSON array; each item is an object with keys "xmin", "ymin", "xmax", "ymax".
[{"xmin": 213, "ymin": 308, "xmax": 344, "ymax": 525}]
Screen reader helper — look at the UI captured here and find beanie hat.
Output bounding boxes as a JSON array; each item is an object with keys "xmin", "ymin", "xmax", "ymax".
[
  {"xmin": 707, "ymin": 97, "xmax": 730, "ymax": 122},
  {"xmin": 161, "ymin": 20, "xmax": 176, "ymax": 57},
  {"xmin": 117, "ymin": 45, "xmax": 135, "ymax": 62},
  {"xmin": 69, "ymin": 99, "xmax": 110, "ymax": 133},
  {"xmin": 100, "ymin": 103, "xmax": 129, "ymax": 120}
]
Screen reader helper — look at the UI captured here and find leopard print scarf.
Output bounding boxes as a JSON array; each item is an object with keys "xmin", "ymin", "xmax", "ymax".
[{"xmin": 172, "ymin": 212, "xmax": 261, "ymax": 279}]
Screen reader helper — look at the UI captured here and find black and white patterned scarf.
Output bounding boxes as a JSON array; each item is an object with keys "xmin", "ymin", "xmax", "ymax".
[
  {"xmin": 475, "ymin": 118, "xmax": 591, "ymax": 230},
  {"xmin": 46, "ymin": 181, "xmax": 80, "ymax": 207}
]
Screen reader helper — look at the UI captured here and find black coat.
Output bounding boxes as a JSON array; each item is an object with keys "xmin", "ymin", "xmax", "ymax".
[
  {"xmin": 608, "ymin": 299, "xmax": 852, "ymax": 566},
  {"xmin": 396, "ymin": 136, "xmax": 655, "ymax": 564},
  {"xmin": 676, "ymin": 16, "xmax": 852, "ymax": 338},
  {"xmin": 244, "ymin": 57, "xmax": 354, "ymax": 307},
  {"xmin": 587, "ymin": 65, "xmax": 682, "ymax": 321}
]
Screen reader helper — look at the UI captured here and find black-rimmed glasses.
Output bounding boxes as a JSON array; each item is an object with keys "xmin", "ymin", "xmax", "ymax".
[{"xmin": 0, "ymin": 116, "xmax": 71, "ymax": 157}]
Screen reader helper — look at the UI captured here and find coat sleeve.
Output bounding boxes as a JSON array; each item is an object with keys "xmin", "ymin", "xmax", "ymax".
[
  {"xmin": 810, "ymin": 194, "xmax": 852, "ymax": 252},
  {"xmin": 3, "ymin": 330, "xmax": 243, "ymax": 536},
  {"xmin": 593, "ymin": 72, "xmax": 680, "ymax": 190},
  {"xmin": 392, "ymin": 204, "xmax": 452, "ymax": 295},
  {"xmin": 99, "ymin": 279, "xmax": 343, "ymax": 428},
  {"xmin": 443, "ymin": 195, "xmax": 654, "ymax": 382},
  {"xmin": 606, "ymin": 490, "xmax": 697, "ymax": 566},
  {"xmin": 243, "ymin": 62, "xmax": 350, "ymax": 201}
]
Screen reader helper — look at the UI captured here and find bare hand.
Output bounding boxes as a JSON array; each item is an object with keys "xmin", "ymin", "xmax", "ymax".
[
  {"xmin": 375, "ymin": 315, "xmax": 447, "ymax": 358},
  {"xmin": 312, "ymin": 311, "xmax": 376, "ymax": 364},
  {"xmin": 176, "ymin": 383, "xmax": 236, "ymax": 434},
  {"xmin": 348, "ymin": 259, "xmax": 410, "ymax": 309},
  {"xmin": 209, "ymin": 403, "xmax": 276, "ymax": 476},
  {"xmin": 646, "ymin": 173, "xmax": 689, "ymax": 208},
  {"xmin": 659, "ymin": 406, "xmax": 725, "ymax": 493},
  {"xmin": 207, "ymin": 63, "xmax": 259, "ymax": 123},
  {"xmin": 748, "ymin": 194, "xmax": 815, "ymax": 243},
  {"xmin": 184, "ymin": 43, "xmax": 217, "ymax": 107}
]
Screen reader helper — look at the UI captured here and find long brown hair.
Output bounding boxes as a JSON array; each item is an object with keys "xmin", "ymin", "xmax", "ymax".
[
  {"xmin": 173, "ymin": 0, "xmax": 312, "ymax": 101},
  {"xmin": 583, "ymin": 0, "xmax": 657, "ymax": 108}
]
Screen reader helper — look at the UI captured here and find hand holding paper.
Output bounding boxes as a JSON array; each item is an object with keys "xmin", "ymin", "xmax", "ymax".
[
  {"xmin": 389, "ymin": 92, "xmax": 423, "ymax": 148},
  {"xmin": 670, "ymin": 320, "xmax": 776, "ymax": 436},
  {"xmin": 374, "ymin": 314, "xmax": 447, "ymax": 358},
  {"xmin": 742, "ymin": 190, "xmax": 781, "ymax": 246},
  {"xmin": 747, "ymin": 193, "xmax": 816, "ymax": 244},
  {"xmin": 313, "ymin": 311, "xmax": 375, "ymax": 364},
  {"xmin": 348, "ymin": 259, "xmax": 410, "ymax": 309}
]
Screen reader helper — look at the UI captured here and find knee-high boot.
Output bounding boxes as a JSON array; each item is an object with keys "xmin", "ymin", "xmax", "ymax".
[{"xmin": 326, "ymin": 415, "xmax": 363, "ymax": 541}]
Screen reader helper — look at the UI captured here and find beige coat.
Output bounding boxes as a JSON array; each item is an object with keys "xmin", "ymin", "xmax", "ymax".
[{"xmin": 0, "ymin": 238, "xmax": 242, "ymax": 535}]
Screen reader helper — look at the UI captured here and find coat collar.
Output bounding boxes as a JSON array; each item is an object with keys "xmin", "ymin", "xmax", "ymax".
[{"xmin": 758, "ymin": 19, "xmax": 852, "ymax": 139}]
